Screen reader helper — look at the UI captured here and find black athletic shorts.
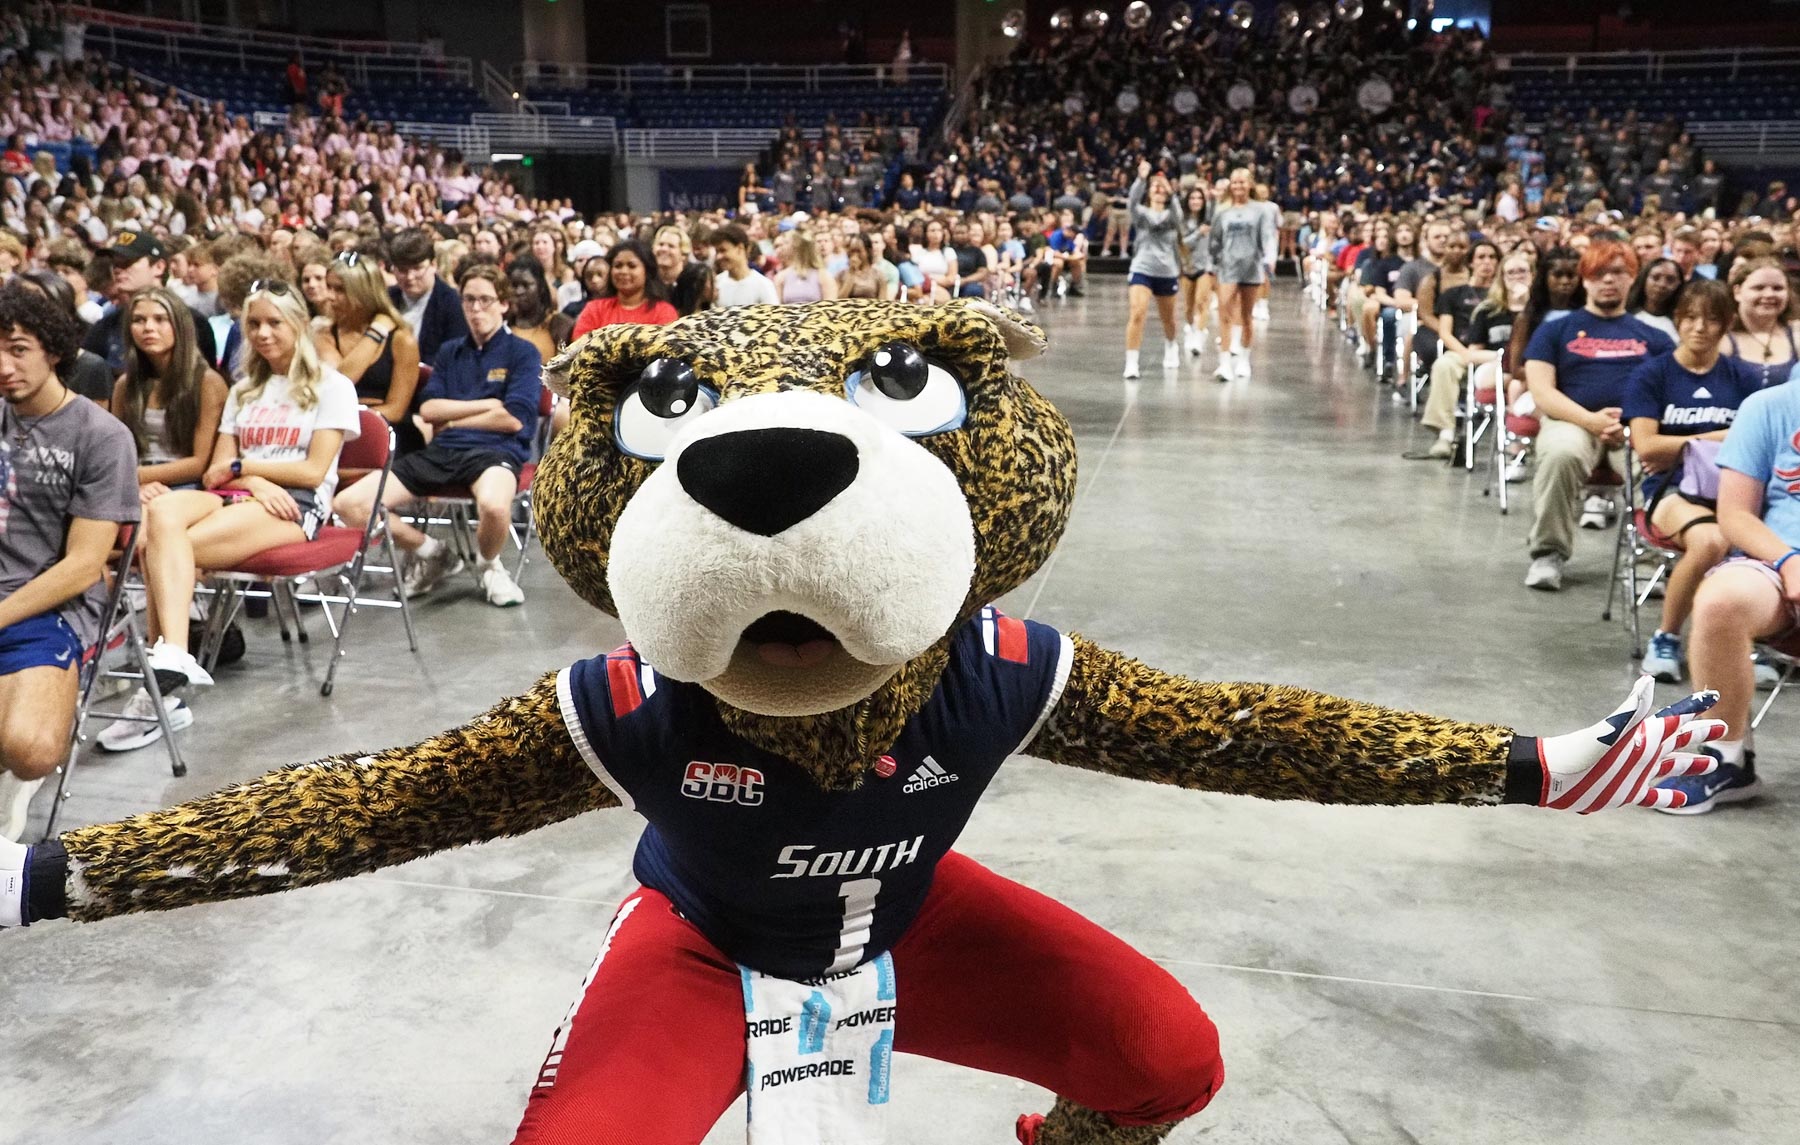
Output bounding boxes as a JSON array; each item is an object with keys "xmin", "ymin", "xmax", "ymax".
[{"xmin": 390, "ymin": 443, "xmax": 522, "ymax": 495}]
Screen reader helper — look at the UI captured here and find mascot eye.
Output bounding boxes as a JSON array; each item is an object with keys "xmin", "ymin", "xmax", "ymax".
[
  {"xmin": 846, "ymin": 342, "xmax": 967, "ymax": 437},
  {"xmin": 614, "ymin": 358, "xmax": 718, "ymax": 461}
]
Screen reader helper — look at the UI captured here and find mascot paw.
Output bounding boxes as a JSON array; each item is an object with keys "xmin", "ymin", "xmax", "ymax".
[{"xmin": 1537, "ymin": 677, "xmax": 1725, "ymax": 812}]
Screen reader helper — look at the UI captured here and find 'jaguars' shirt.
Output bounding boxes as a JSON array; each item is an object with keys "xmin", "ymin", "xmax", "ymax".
[
  {"xmin": 557, "ymin": 608, "xmax": 1073, "ymax": 979},
  {"xmin": 1622, "ymin": 352, "xmax": 1758, "ymax": 499}
]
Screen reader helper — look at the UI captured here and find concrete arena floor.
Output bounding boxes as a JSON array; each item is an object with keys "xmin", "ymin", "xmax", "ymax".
[{"xmin": 3, "ymin": 283, "xmax": 1797, "ymax": 1145}]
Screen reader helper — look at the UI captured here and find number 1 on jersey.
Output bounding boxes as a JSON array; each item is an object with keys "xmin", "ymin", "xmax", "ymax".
[{"xmin": 829, "ymin": 877, "xmax": 881, "ymax": 974}]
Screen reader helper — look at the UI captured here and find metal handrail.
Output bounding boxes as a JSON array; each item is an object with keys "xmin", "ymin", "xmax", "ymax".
[
  {"xmin": 68, "ymin": 3, "xmax": 450, "ymax": 61},
  {"xmin": 621, "ymin": 124, "xmax": 912, "ymax": 160},
  {"xmin": 1503, "ymin": 46, "xmax": 1800, "ymax": 82},
  {"xmin": 515, "ymin": 60, "xmax": 951, "ymax": 93}
]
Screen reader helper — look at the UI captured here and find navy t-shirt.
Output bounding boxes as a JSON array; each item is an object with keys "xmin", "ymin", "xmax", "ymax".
[
  {"xmin": 1622, "ymin": 351, "xmax": 1758, "ymax": 498},
  {"xmin": 557, "ymin": 607, "xmax": 1073, "ymax": 979},
  {"xmin": 1359, "ymin": 255, "xmax": 1405, "ymax": 291},
  {"xmin": 1525, "ymin": 310, "xmax": 1675, "ymax": 412}
]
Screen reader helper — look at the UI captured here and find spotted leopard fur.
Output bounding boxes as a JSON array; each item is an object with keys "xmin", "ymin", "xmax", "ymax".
[{"xmin": 40, "ymin": 300, "xmax": 1523, "ymax": 1143}]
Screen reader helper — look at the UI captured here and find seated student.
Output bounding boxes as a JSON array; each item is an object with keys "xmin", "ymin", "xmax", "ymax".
[
  {"xmin": 315, "ymin": 251, "xmax": 422, "ymax": 453},
  {"xmin": 95, "ymin": 286, "xmax": 231, "ymax": 751},
  {"xmin": 1627, "ymin": 257, "xmax": 1683, "ymax": 340},
  {"xmin": 1522, "ymin": 241, "xmax": 1674, "ymax": 591},
  {"xmin": 0, "ymin": 288, "xmax": 139, "ymax": 841},
  {"xmin": 1412, "ymin": 240, "xmax": 1503, "ymax": 459},
  {"xmin": 1654, "ymin": 368, "xmax": 1800, "ymax": 813},
  {"xmin": 334, "ymin": 265, "xmax": 540, "ymax": 608},
  {"xmin": 13, "ymin": 270, "xmax": 113, "ymax": 408},
  {"xmin": 572, "ymin": 239, "xmax": 678, "ymax": 339},
  {"xmin": 1722, "ymin": 257, "xmax": 1800, "ymax": 391},
  {"xmin": 1625, "ymin": 279, "xmax": 1760, "ymax": 684},
  {"xmin": 1042, "ymin": 209, "xmax": 1088, "ymax": 299},
  {"xmin": 710, "ymin": 224, "xmax": 779, "ymax": 308},
  {"xmin": 136, "ymin": 281, "xmax": 361, "ymax": 704}
]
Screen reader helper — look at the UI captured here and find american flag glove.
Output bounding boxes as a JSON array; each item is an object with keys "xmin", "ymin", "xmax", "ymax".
[{"xmin": 1534, "ymin": 676, "xmax": 1726, "ymax": 813}]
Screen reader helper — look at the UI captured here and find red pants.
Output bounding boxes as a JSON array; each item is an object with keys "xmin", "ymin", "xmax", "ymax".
[{"xmin": 513, "ymin": 851, "xmax": 1223, "ymax": 1143}]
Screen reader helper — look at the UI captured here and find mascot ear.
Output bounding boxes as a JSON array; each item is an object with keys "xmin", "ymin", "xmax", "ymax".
[
  {"xmin": 954, "ymin": 298, "xmax": 1048, "ymax": 361},
  {"xmin": 543, "ymin": 332, "xmax": 595, "ymax": 400}
]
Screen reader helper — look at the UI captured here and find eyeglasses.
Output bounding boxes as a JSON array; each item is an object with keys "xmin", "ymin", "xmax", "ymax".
[
  {"xmin": 248, "ymin": 279, "xmax": 293, "ymax": 296},
  {"xmin": 461, "ymin": 294, "xmax": 502, "ymax": 309}
]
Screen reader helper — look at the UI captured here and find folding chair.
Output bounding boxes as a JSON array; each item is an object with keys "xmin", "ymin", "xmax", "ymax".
[
  {"xmin": 1487, "ymin": 402, "xmax": 1538, "ymax": 515},
  {"xmin": 196, "ymin": 409, "xmax": 417, "ymax": 697},
  {"xmin": 407, "ymin": 387, "xmax": 559, "ymax": 584},
  {"xmin": 43, "ymin": 525, "xmax": 186, "ymax": 838},
  {"xmin": 1601, "ymin": 434, "xmax": 1682, "ymax": 658},
  {"xmin": 1462, "ymin": 353, "xmax": 1503, "ymax": 472},
  {"xmin": 1753, "ymin": 630, "xmax": 1800, "ymax": 729}
]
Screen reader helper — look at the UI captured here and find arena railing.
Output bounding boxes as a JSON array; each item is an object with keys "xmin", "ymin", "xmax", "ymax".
[
  {"xmin": 1502, "ymin": 46, "xmax": 1800, "ymax": 81},
  {"xmin": 253, "ymin": 109, "xmax": 493, "ymax": 157},
  {"xmin": 71, "ymin": 4, "xmax": 475, "ymax": 88},
  {"xmin": 621, "ymin": 125, "xmax": 916, "ymax": 161},
  {"xmin": 1685, "ymin": 121, "xmax": 1800, "ymax": 164},
  {"xmin": 470, "ymin": 112, "xmax": 619, "ymax": 154},
  {"xmin": 515, "ymin": 61, "xmax": 951, "ymax": 93}
]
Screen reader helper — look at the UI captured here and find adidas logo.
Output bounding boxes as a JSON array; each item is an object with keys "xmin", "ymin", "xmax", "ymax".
[
  {"xmin": 1694, "ymin": 387, "xmax": 1712, "ymax": 399},
  {"xmin": 902, "ymin": 756, "xmax": 958, "ymax": 794}
]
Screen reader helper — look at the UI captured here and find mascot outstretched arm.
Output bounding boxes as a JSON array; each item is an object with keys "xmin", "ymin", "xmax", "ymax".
[{"xmin": 2, "ymin": 301, "xmax": 1719, "ymax": 1145}]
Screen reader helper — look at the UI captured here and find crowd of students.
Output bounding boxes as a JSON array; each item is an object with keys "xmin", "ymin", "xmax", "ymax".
[{"xmin": 1289, "ymin": 198, "xmax": 1800, "ymax": 816}]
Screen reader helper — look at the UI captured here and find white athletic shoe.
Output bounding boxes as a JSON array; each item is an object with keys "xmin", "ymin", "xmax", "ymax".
[
  {"xmin": 1162, "ymin": 341, "xmax": 1180, "ymax": 369},
  {"xmin": 1579, "ymin": 494, "xmax": 1613, "ymax": 530},
  {"xmin": 1233, "ymin": 351, "xmax": 1251, "ymax": 380},
  {"xmin": 97, "ymin": 688, "xmax": 194, "ymax": 753},
  {"xmin": 1122, "ymin": 351, "xmax": 1141, "ymax": 379},
  {"xmin": 1184, "ymin": 327, "xmax": 1204, "ymax": 357},
  {"xmin": 1253, "ymin": 299, "xmax": 1271, "ymax": 322},
  {"xmin": 1525, "ymin": 554, "xmax": 1566, "ymax": 591},
  {"xmin": 1213, "ymin": 355, "xmax": 1232, "ymax": 382},
  {"xmin": 0, "ymin": 770, "xmax": 43, "ymax": 843},
  {"xmin": 1055, "ymin": 278, "xmax": 1068, "ymax": 298},
  {"xmin": 147, "ymin": 637, "xmax": 214, "ymax": 688},
  {"xmin": 1504, "ymin": 455, "xmax": 1530, "ymax": 484},
  {"xmin": 481, "ymin": 562, "xmax": 526, "ymax": 607}
]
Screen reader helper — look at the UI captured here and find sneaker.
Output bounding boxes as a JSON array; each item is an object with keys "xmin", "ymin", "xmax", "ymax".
[
  {"xmin": 1213, "ymin": 356, "xmax": 1233, "ymax": 382},
  {"xmin": 97, "ymin": 688, "xmax": 194, "ymax": 753},
  {"xmin": 0, "ymin": 770, "xmax": 43, "ymax": 843},
  {"xmin": 1653, "ymin": 752, "xmax": 1763, "ymax": 815},
  {"xmin": 1233, "ymin": 351, "xmax": 1251, "ymax": 380},
  {"xmin": 1185, "ymin": 328, "xmax": 1204, "ymax": 357},
  {"xmin": 147, "ymin": 637, "xmax": 214, "ymax": 688},
  {"xmin": 1162, "ymin": 341, "xmax": 1180, "ymax": 369},
  {"xmin": 1524, "ymin": 553, "xmax": 1566, "ymax": 591},
  {"xmin": 1253, "ymin": 299, "xmax": 1271, "ymax": 322},
  {"xmin": 1016, "ymin": 293, "xmax": 1034, "ymax": 313},
  {"xmin": 1504, "ymin": 455, "xmax": 1530, "ymax": 483},
  {"xmin": 403, "ymin": 543, "xmax": 463, "ymax": 598},
  {"xmin": 1016, "ymin": 1114, "xmax": 1046, "ymax": 1145},
  {"xmin": 1641, "ymin": 630, "xmax": 1683, "ymax": 683},
  {"xmin": 480, "ymin": 561, "xmax": 526, "ymax": 607},
  {"xmin": 1754, "ymin": 651, "xmax": 1784, "ymax": 690},
  {"xmin": 1055, "ymin": 278, "xmax": 1068, "ymax": 298},
  {"xmin": 1425, "ymin": 434, "xmax": 1455, "ymax": 460},
  {"xmin": 1579, "ymin": 494, "xmax": 1612, "ymax": 530},
  {"xmin": 1122, "ymin": 352, "xmax": 1141, "ymax": 379},
  {"xmin": 1067, "ymin": 283, "xmax": 1084, "ymax": 297}
]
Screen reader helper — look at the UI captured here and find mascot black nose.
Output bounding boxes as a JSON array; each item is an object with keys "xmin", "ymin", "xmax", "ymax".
[{"xmin": 677, "ymin": 428, "xmax": 859, "ymax": 536}]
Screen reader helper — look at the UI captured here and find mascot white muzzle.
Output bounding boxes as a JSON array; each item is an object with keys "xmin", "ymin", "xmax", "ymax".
[{"xmin": 608, "ymin": 387, "xmax": 976, "ymax": 716}]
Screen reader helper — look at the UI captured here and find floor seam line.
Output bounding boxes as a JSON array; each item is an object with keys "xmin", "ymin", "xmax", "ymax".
[{"xmin": 1021, "ymin": 396, "xmax": 1134, "ymax": 620}]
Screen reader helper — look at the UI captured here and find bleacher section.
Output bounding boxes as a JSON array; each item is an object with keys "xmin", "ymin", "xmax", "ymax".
[
  {"xmin": 531, "ymin": 88, "xmax": 944, "ymax": 130},
  {"xmin": 1505, "ymin": 48, "xmax": 1800, "ymax": 124}
]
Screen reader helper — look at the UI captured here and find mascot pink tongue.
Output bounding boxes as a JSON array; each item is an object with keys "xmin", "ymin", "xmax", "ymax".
[{"xmin": 0, "ymin": 300, "xmax": 1723, "ymax": 1145}]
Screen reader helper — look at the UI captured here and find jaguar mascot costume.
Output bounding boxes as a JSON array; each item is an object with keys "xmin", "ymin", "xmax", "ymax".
[{"xmin": 1, "ymin": 300, "xmax": 1720, "ymax": 1144}]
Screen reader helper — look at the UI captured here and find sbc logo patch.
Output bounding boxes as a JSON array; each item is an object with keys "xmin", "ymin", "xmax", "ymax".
[{"xmin": 680, "ymin": 761, "xmax": 765, "ymax": 806}]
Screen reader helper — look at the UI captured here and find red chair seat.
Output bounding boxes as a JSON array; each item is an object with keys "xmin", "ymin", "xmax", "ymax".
[
  {"xmin": 1505, "ymin": 414, "xmax": 1540, "ymax": 438},
  {"xmin": 228, "ymin": 526, "xmax": 363, "ymax": 578},
  {"xmin": 1474, "ymin": 385, "xmax": 1497, "ymax": 406},
  {"xmin": 1634, "ymin": 508, "xmax": 1683, "ymax": 553}
]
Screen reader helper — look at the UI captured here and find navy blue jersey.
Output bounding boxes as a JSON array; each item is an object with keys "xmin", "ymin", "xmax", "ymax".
[
  {"xmin": 1622, "ymin": 352, "xmax": 1758, "ymax": 499},
  {"xmin": 557, "ymin": 607, "xmax": 1073, "ymax": 979}
]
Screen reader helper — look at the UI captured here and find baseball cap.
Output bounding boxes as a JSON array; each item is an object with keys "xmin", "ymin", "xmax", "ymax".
[
  {"xmin": 109, "ymin": 230, "xmax": 166, "ymax": 264},
  {"xmin": 1534, "ymin": 217, "xmax": 1562, "ymax": 232},
  {"xmin": 568, "ymin": 239, "xmax": 604, "ymax": 263}
]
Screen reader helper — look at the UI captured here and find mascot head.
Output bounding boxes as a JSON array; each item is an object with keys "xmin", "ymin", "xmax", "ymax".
[{"xmin": 536, "ymin": 299, "xmax": 1076, "ymax": 785}]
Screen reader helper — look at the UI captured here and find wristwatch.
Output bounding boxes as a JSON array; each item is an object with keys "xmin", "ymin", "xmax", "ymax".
[{"xmin": 229, "ymin": 459, "xmax": 242, "ymax": 479}]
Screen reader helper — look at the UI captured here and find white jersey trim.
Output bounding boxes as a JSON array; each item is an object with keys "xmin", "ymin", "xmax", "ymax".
[
  {"xmin": 556, "ymin": 665, "xmax": 637, "ymax": 810},
  {"xmin": 1016, "ymin": 632, "xmax": 1075, "ymax": 755}
]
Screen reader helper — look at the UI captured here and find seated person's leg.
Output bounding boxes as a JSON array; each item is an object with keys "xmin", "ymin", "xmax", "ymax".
[
  {"xmin": 338, "ymin": 465, "xmax": 428, "ymax": 551},
  {"xmin": 1420, "ymin": 350, "xmax": 1467, "ymax": 437},
  {"xmin": 0, "ymin": 632, "xmax": 82, "ymax": 840},
  {"xmin": 1651, "ymin": 498, "xmax": 1731, "ymax": 639},
  {"xmin": 1689, "ymin": 560, "xmax": 1792, "ymax": 751},
  {"xmin": 1527, "ymin": 417, "xmax": 1601, "ymax": 561},
  {"xmin": 142, "ymin": 490, "xmax": 233, "ymax": 649},
  {"xmin": 470, "ymin": 465, "xmax": 522, "ymax": 565}
]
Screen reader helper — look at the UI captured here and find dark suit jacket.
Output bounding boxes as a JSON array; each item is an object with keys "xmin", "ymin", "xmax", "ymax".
[{"xmin": 390, "ymin": 276, "xmax": 469, "ymax": 364}]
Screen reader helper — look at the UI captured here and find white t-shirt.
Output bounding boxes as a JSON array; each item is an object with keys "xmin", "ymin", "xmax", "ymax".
[
  {"xmin": 715, "ymin": 269, "xmax": 780, "ymax": 308},
  {"xmin": 219, "ymin": 368, "xmax": 361, "ymax": 507}
]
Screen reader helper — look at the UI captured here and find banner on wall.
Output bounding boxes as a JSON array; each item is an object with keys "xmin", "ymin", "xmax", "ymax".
[{"xmin": 659, "ymin": 167, "xmax": 741, "ymax": 211}]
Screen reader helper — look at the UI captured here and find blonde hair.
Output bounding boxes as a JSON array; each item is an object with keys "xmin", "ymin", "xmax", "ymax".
[
  {"xmin": 326, "ymin": 255, "xmax": 404, "ymax": 327},
  {"xmin": 654, "ymin": 224, "xmax": 692, "ymax": 259},
  {"xmin": 236, "ymin": 284, "xmax": 327, "ymax": 411},
  {"xmin": 1484, "ymin": 248, "xmax": 1535, "ymax": 314},
  {"xmin": 788, "ymin": 229, "xmax": 825, "ymax": 272}
]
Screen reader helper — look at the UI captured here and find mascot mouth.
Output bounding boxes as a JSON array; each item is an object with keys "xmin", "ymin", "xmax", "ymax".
[{"xmin": 742, "ymin": 611, "xmax": 842, "ymax": 669}]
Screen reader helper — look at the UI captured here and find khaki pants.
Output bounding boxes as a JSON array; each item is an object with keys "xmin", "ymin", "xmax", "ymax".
[
  {"xmin": 1529, "ymin": 414, "xmax": 1625, "ymax": 559},
  {"xmin": 1422, "ymin": 350, "xmax": 1467, "ymax": 433}
]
